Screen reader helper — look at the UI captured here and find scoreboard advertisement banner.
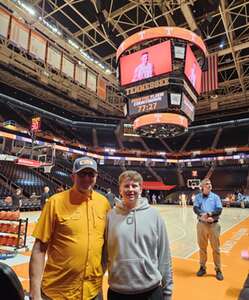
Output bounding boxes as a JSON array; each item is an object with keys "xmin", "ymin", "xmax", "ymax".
[
  {"xmin": 128, "ymin": 92, "xmax": 168, "ymax": 116},
  {"xmin": 181, "ymin": 94, "xmax": 195, "ymax": 121}
]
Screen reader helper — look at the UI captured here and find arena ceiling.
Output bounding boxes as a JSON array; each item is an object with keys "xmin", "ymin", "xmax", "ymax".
[{"xmin": 1, "ymin": 0, "xmax": 249, "ymax": 124}]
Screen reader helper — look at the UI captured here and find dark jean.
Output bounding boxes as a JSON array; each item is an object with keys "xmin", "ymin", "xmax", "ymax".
[
  {"xmin": 92, "ymin": 294, "xmax": 102, "ymax": 300},
  {"xmin": 107, "ymin": 286, "xmax": 163, "ymax": 300},
  {"xmin": 239, "ymin": 274, "xmax": 249, "ymax": 300}
]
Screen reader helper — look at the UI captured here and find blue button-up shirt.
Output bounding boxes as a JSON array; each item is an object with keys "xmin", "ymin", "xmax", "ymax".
[{"xmin": 194, "ymin": 192, "xmax": 222, "ymax": 213}]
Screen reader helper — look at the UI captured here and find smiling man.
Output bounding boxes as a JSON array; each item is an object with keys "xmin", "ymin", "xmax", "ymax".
[
  {"xmin": 106, "ymin": 170, "xmax": 173, "ymax": 300},
  {"xmin": 193, "ymin": 178, "xmax": 224, "ymax": 281},
  {"xmin": 29, "ymin": 156, "xmax": 110, "ymax": 300}
]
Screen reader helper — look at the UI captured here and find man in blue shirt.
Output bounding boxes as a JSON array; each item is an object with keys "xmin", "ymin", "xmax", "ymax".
[{"xmin": 193, "ymin": 178, "xmax": 224, "ymax": 280}]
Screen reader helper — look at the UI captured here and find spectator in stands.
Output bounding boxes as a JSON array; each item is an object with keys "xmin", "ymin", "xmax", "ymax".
[
  {"xmin": 105, "ymin": 188, "xmax": 116, "ymax": 208},
  {"xmin": 30, "ymin": 192, "xmax": 38, "ymax": 202},
  {"xmin": 193, "ymin": 178, "xmax": 224, "ymax": 281},
  {"xmin": 4, "ymin": 196, "xmax": 12, "ymax": 207},
  {"xmin": 106, "ymin": 170, "xmax": 173, "ymax": 300},
  {"xmin": 40, "ymin": 186, "xmax": 50, "ymax": 210},
  {"xmin": 29, "ymin": 156, "xmax": 110, "ymax": 300},
  {"xmin": 12, "ymin": 188, "xmax": 22, "ymax": 211}
]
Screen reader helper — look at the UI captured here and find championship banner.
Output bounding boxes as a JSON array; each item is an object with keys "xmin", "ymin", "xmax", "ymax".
[
  {"xmin": 0, "ymin": 8, "xmax": 10, "ymax": 38},
  {"xmin": 87, "ymin": 70, "xmax": 97, "ymax": 92},
  {"xmin": 29, "ymin": 31, "xmax": 47, "ymax": 61},
  {"xmin": 10, "ymin": 18, "xmax": 30, "ymax": 50},
  {"xmin": 47, "ymin": 46, "xmax": 62, "ymax": 70},
  {"xmin": 62, "ymin": 55, "xmax": 75, "ymax": 79},
  {"xmin": 75, "ymin": 65, "xmax": 86, "ymax": 86},
  {"xmin": 97, "ymin": 77, "xmax": 106, "ymax": 100}
]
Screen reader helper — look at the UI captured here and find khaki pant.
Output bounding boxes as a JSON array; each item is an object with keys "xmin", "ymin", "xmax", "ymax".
[{"xmin": 197, "ymin": 221, "xmax": 221, "ymax": 270}]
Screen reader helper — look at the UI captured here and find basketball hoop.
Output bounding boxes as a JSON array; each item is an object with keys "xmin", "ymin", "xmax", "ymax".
[{"xmin": 43, "ymin": 165, "xmax": 54, "ymax": 173}]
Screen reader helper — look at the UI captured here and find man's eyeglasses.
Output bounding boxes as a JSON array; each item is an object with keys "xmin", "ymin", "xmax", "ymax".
[{"xmin": 78, "ymin": 172, "xmax": 97, "ymax": 178}]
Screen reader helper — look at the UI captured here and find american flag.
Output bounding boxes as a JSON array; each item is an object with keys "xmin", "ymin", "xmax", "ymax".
[{"xmin": 201, "ymin": 54, "xmax": 218, "ymax": 93}]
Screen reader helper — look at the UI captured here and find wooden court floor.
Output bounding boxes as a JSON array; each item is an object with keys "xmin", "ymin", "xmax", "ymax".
[{"xmin": 3, "ymin": 206, "xmax": 249, "ymax": 300}]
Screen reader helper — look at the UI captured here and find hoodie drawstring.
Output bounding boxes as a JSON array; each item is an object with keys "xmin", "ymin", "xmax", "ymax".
[{"xmin": 134, "ymin": 210, "xmax": 137, "ymax": 243}]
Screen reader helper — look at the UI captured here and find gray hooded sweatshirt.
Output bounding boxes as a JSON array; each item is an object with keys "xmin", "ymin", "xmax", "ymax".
[{"xmin": 106, "ymin": 197, "xmax": 173, "ymax": 299}]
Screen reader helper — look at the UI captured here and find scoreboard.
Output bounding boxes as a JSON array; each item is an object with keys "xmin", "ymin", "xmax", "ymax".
[{"xmin": 128, "ymin": 92, "xmax": 168, "ymax": 116}]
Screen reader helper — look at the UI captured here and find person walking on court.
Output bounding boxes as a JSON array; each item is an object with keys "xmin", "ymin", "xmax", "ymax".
[
  {"xmin": 29, "ymin": 156, "xmax": 110, "ymax": 300},
  {"xmin": 151, "ymin": 193, "xmax": 157, "ymax": 205},
  {"xmin": 193, "ymin": 178, "xmax": 224, "ymax": 280},
  {"xmin": 106, "ymin": 170, "xmax": 173, "ymax": 300}
]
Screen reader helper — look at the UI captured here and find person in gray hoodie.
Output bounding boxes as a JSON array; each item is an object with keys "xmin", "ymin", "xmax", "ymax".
[{"xmin": 106, "ymin": 170, "xmax": 173, "ymax": 300}]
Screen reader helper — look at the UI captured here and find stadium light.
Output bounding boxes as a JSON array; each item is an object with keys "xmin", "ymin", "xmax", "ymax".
[
  {"xmin": 15, "ymin": 0, "xmax": 36, "ymax": 16},
  {"xmin": 68, "ymin": 39, "xmax": 80, "ymax": 50}
]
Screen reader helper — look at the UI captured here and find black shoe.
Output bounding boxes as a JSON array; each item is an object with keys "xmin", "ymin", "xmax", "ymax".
[
  {"xmin": 196, "ymin": 266, "xmax": 206, "ymax": 276},
  {"xmin": 216, "ymin": 270, "xmax": 224, "ymax": 281}
]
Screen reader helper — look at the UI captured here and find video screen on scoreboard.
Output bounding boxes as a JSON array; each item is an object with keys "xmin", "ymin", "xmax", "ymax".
[
  {"xmin": 120, "ymin": 41, "xmax": 172, "ymax": 86},
  {"xmin": 181, "ymin": 94, "xmax": 195, "ymax": 121},
  {"xmin": 184, "ymin": 45, "xmax": 202, "ymax": 95}
]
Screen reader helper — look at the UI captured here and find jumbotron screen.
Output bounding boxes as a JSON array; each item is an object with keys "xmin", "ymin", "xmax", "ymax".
[
  {"xmin": 120, "ymin": 41, "xmax": 172, "ymax": 86},
  {"xmin": 184, "ymin": 45, "xmax": 202, "ymax": 95}
]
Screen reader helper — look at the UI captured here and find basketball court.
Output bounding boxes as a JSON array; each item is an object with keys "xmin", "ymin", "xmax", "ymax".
[{"xmin": 3, "ymin": 205, "xmax": 248, "ymax": 300}]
